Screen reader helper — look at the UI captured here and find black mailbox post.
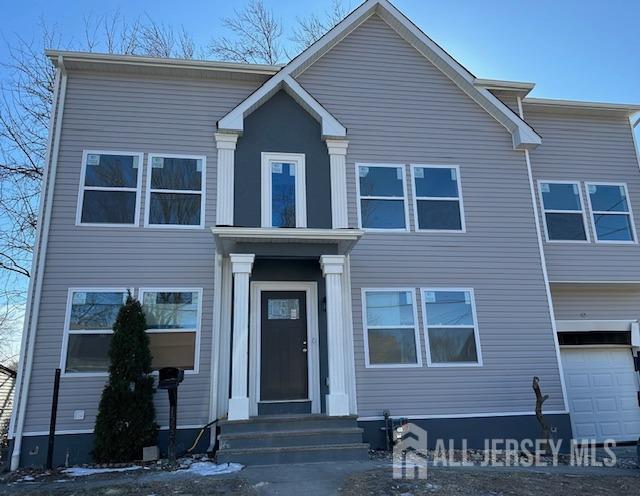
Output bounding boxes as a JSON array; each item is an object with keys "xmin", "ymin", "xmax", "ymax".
[{"xmin": 158, "ymin": 367, "xmax": 184, "ymax": 463}]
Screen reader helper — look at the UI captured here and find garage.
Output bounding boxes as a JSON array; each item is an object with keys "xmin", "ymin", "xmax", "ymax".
[{"xmin": 561, "ymin": 347, "xmax": 640, "ymax": 443}]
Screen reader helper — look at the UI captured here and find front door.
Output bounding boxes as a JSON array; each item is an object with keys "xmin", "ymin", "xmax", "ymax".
[{"xmin": 260, "ymin": 291, "xmax": 309, "ymax": 405}]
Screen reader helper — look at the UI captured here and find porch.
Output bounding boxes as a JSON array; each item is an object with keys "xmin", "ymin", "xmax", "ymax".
[{"xmin": 211, "ymin": 227, "xmax": 363, "ymax": 423}]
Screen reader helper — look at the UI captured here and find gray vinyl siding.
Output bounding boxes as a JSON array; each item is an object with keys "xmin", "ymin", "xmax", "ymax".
[
  {"xmin": 0, "ymin": 372, "xmax": 15, "ymax": 429},
  {"xmin": 551, "ymin": 283, "xmax": 640, "ymax": 321},
  {"xmin": 525, "ymin": 104, "xmax": 640, "ymax": 282},
  {"xmin": 298, "ymin": 15, "xmax": 566, "ymax": 417},
  {"xmin": 23, "ymin": 72, "xmax": 261, "ymax": 433},
  {"xmin": 489, "ymin": 90, "xmax": 521, "ymax": 115}
]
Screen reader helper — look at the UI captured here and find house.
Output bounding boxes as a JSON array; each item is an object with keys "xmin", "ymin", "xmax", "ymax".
[
  {"xmin": 1, "ymin": 365, "xmax": 16, "ymax": 433},
  {"xmin": 8, "ymin": 0, "xmax": 640, "ymax": 468}
]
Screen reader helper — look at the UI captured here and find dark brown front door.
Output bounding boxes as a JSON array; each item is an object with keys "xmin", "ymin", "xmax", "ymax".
[{"xmin": 260, "ymin": 291, "xmax": 309, "ymax": 401}]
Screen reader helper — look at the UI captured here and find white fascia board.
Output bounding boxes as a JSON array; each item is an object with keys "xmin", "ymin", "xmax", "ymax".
[
  {"xmin": 555, "ymin": 319, "xmax": 635, "ymax": 332},
  {"xmin": 217, "ymin": 75, "xmax": 346, "ymax": 138},
  {"xmin": 524, "ymin": 97, "xmax": 640, "ymax": 113}
]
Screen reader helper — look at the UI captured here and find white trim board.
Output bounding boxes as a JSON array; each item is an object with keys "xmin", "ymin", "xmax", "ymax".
[
  {"xmin": 249, "ymin": 281, "xmax": 321, "ymax": 415},
  {"xmin": 358, "ymin": 410, "xmax": 570, "ymax": 421},
  {"xmin": 217, "ymin": 0, "xmax": 541, "ymax": 150}
]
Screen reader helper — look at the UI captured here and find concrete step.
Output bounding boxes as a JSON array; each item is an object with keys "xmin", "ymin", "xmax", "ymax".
[
  {"xmin": 219, "ymin": 427, "xmax": 364, "ymax": 449},
  {"xmin": 218, "ymin": 414, "xmax": 358, "ymax": 435},
  {"xmin": 216, "ymin": 443, "xmax": 370, "ymax": 465}
]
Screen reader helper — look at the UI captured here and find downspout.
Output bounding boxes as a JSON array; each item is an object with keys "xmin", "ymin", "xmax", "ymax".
[
  {"xmin": 10, "ymin": 55, "xmax": 67, "ymax": 470},
  {"xmin": 517, "ymin": 96, "xmax": 570, "ymax": 414}
]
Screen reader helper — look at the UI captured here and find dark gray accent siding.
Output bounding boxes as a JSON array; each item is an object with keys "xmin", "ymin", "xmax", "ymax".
[
  {"xmin": 360, "ymin": 413, "xmax": 573, "ymax": 451},
  {"xmin": 233, "ymin": 90, "xmax": 332, "ymax": 228},
  {"xmin": 13, "ymin": 428, "xmax": 210, "ymax": 468},
  {"xmin": 250, "ymin": 259, "xmax": 329, "ymax": 411}
]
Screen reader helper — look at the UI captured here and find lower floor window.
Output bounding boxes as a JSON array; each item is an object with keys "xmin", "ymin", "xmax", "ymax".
[
  {"xmin": 362, "ymin": 289, "xmax": 421, "ymax": 366},
  {"xmin": 62, "ymin": 288, "xmax": 201, "ymax": 375},
  {"xmin": 422, "ymin": 289, "xmax": 481, "ymax": 366}
]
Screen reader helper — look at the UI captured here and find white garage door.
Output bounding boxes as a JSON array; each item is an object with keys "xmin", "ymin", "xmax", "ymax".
[{"xmin": 561, "ymin": 347, "xmax": 640, "ymax": 442}]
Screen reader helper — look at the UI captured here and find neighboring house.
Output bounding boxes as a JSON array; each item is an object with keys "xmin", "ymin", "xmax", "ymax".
[
  {"xmin": 0, "ymin": 365, "xmax": 16, "ymax": 430},
  {"xmin": 8, "ymin": 0, "xmax": 640, "ymax": 468}
]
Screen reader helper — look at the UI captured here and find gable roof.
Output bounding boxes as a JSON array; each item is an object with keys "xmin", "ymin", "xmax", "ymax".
[{"xmin": 218, "ymin": 0, "xmax": 542, "ymax": 150}]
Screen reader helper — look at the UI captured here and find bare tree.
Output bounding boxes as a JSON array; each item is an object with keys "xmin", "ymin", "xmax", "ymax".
[
  {"xmin": 291, "ymin": 0, "xmax": 350, "ymax": 52},
  {"xmin": 208, "ymin": 0, "xmax": 283, "ymax": 64}
]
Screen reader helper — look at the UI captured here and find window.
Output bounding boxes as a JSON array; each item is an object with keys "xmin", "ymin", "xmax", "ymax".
[
  {"xmin": 261, "ymin": 152, "xmax": 306, "ymax": 228},
  {"xmin": 362, "ymin": 289, "xmax": 421, "ymax": 367},
  {"xmin": 61, "ymin": 289, "xmax": 128, "ymax": 375},
  {"xmin": 411, "ymin": 165, "xmax": 464, "ymax": 231},
  {"xmin": 146, "ymin": 154, "xmax": 206, "ymax": 227},
  {"xmin": 421, "ymin": 289, "xmax": 482, "ymax": 366},
  {"xmin": 539, "ymin": 181, "xmax": 588, "ymax": 242},
  {"xmin": 140, "ymin": 289, "xmax": 202, "ymax": 372},
  {"xmin": 357, "ymin": 164, "xmax": 408, "ymax": 230},
  {"xmin": 586, "ymin": 182, "xmax": 636, "ymax": 243},
  {"xmin": 77, "ymin": 151, "xmax": 143, "ymax": 226}
]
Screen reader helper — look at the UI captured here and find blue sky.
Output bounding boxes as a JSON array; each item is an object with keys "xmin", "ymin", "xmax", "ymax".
[{"xmin": 1, "ymin": 0, "xmax": 639, "ymax": 103}]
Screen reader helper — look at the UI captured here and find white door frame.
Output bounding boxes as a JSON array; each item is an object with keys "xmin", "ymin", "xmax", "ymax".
[{"xmin": 249, "ymin": 281, "xmax": 320, "ymax": 416}]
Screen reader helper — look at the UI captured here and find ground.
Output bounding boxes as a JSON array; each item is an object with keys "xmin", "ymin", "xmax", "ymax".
[{"xmin": 0, "ymin": 448, "xmax": 638, "ymax": 496}]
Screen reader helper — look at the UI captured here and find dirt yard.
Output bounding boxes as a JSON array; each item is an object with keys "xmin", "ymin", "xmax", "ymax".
[{"xmin": 340, "ymin": 467, "xmax": 640, "ymax": 496}]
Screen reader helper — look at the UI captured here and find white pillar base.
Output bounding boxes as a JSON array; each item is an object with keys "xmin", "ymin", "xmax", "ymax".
[
  {"xmin": 326, "ymin": 393, "xmax": 350, "ymax": 416},
  {"xmin": 228, "ymin": 397, "xmax": 250, "ymax": 421}
]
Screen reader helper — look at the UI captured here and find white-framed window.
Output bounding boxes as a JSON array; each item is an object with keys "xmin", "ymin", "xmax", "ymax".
[
  {"xmin": 76, "ymin": 151, "xmax": 143, "ymax": 226},
  {"xmin": 538, "ymin": 180, "xmax": 589, "ymax": 242},
  {"xmin": 60, "ymin": 288, "xmax": 129, "ymax": 376},
  {"xmin": 356, "ymin": 164, "xmax": 409, "ymax": 231},
  {"xmin": 361, "ymin": 288, "xmax": 421, "ymax": 367},
  {"xmin": 421, "ymin": 288, "xmax": 482, "ymax": 367},
  {"xmin": 139, "ymin": 288, "xmax": 202, "ymax": 373},
  {"xmin": 585, "ymin": 182, "xmax": 637, "ymax": 244},
  {"xmin": 261, "ymin": 152, "xmax": 307, "ymax": 228},
  {"xmin": 145, "ymin": 154, "xmax": 206, "ymax": 228},
  {"xmin": 410, "ymin": 164, "xmax": 465, "ymax": 232}
]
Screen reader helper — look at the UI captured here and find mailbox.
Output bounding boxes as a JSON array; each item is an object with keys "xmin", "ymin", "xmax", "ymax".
[{"xmin": 158, "ymin": 367, "xmax": 184, "ymax": 390}]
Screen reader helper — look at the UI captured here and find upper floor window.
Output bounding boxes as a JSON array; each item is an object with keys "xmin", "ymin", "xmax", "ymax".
[
  {"xmin": 357, "ymin": 164, "xmax": 408, "ymax": 230},
  {"xmin": 411, "ymin": 165, "xmax": 464, "ymax": 232},
  {"xmin": 586, "ymin": 182, "xmax": 636, "ymax": 243},
  {"xmin": 62, "ymin": 289, "xmax": 128, "ymax": 375},
  {"xmin": 539, "ymin": 181, "xmax": 588, "ymax": 242},
  {"xmin": 146, "ymin": 154, "xmax": 206, "ymax": 228},
  {"xmin": 77, "ymin": 151, "xmax": 143, "ymax": 226},
  {"xmin": 140, "ymin": 289, "xmax": 202, "ymax": 372},
  {"xmin": 261, "ymin": 152, "xmax": 307, "ymax": 228},
  {"xmin": 362, "ymin": 289, "xmax": 421, "ymax": 367},
  {"xmin": 421, "ymin": 289, "xmax": 481, "ymax": 366}
]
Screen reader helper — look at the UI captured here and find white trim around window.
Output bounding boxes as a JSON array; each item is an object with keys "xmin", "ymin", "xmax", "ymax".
[
  {"xmin": 355, "ymin": 163, "xmax": 410, "ymax": 232},
  {"xmin": 76, "ymin": 150, "xmax": 144, "ymax": 227},
  {"xmin": 139, "ymin": 288, "xmax": 203, "ymax": 375},
  {"xmin": 361, "ymin": 288, "xmax": 422, "ymax": 368},
  {"xmin": 60, "ymin": 287, "xmax": 131, "ymax": 378},
  {"xmin": 420, "ymin": 287, "xmax": 483, "ymax": 368},
  {"xmin": 537, "ymin": 180, "xmax": 590, "ymax": 244},
  {"xmin": 585, "ymin": 181, "xmax": 638, "ymax": 244},
  {"xmin": 261, "ymin": 152, "xmax": 307, "ymax": 228},
  {"xmin": 144, "ymin": 153, "xmax": 207, "ymax": 229},
  {"xmin": 410, "ymin": 164, "xmax": 465, "ymax": 233}
]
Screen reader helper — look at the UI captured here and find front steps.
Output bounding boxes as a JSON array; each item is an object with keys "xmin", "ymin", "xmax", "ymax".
[{"xmin": 216, "ymin": 414, "xmax": 369, "ymax": 465}]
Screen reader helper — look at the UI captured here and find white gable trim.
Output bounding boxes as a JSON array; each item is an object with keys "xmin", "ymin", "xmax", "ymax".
[
  {"xmin": 217, "ymin": 74, "xmax": 346, "ymax": 138},
  {"xmin": 219, "ymin": 0, "xmax": 541, "ymax": 150}
]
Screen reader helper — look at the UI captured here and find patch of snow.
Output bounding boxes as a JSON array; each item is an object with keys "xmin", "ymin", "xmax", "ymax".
[
  {"xmin": 16, "ymin": 475, "xmax": 35, "ymax": 482},
  {"xmin": 173, "ymin": 461, "xmax": 243, "ymax": 476},
  {"xmin": 62, "ymin": 465, "xmax": 142, "ymax": 477}
]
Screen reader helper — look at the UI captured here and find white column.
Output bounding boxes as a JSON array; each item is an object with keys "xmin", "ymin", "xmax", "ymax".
[
  {"xmin": 215, "ymin": 132, "xmax": 239, "ymax": 226},
  {"xmin": 325, "ymin": 139, "xmax": 349, "ymax": 229},
  {"xmin": 228, "ymin": 253, "xmax": 255, "ymax": 420},
  {"xmin": 320, "ymin": 254, "xmax": 350, "ymax": 416}
]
